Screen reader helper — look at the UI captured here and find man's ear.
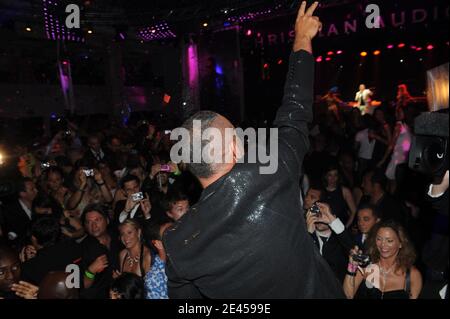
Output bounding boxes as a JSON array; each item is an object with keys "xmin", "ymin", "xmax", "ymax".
[{"xmin": 232, "ymin": 135, "xmax": 244, "ymax": 161}]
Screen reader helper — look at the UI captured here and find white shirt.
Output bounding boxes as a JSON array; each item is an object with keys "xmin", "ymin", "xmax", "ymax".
[
  {"xmin": 355, "ymin": 129, "xmax": 376, "ymax": 160},
  {"xmin": 119, "ymin": 204, "xmax": 140, "ymax": 223},
  {"xmin": 18, "ymin": 199, "xmax": 32, "ymax": 220},
  {"xmin": 355, "ymin": 89, "xmax": 372, "ymax": 106},
  {"xmin": 361, "ymin": 233, "xmax": 367, "ymax": 244},
  {"xmin": 315, "ymin": 218, "xmax": 345, "ymax": 255}
]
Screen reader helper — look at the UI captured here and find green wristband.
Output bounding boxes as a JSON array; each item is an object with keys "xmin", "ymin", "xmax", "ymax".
[
  {"xmin": 84, "ymin": 270, "xmax": 96, "ymax": 280},
  {"xmin": 173, "ymin": 169, "xmax": 182, "ymax": 176}
]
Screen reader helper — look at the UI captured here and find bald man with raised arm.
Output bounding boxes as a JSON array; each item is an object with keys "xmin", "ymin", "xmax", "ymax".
[{"xmin": 163, "ymin": 2, "xmax": 344, "ymax": 298}]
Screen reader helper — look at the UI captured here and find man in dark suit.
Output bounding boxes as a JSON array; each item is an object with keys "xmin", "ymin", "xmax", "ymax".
[
  {"xmin": 2, "ymin": 177, "xmax": 38, "ymax": 247},
  {"xmin": 361, "ymin": 169, "xmax": 408, "ymax": 225},
  {"xmin": 163, "ymin": 2, "xmax": 344, "ymax": 298},
  {"xmin": 81, "ymin": 134, "xmax": 115, "ymax": 169},
  {"xmin": 305, "ymin": 191, "xmax": 355, "ymax": 283},
  {"xmin": 354, "ymin": 203, "xmax": 380, "ymax": 250},
  {"xmin": 20, "ymin": 217, "xmax": 82, "ymax": 286},
  {"xmin": 114, "ymin": 174, "xmax": 152, "ymax": 226}
]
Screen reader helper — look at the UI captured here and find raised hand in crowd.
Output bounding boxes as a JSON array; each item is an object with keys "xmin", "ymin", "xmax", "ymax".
[
  {"xmin": 11, "ymin": 281, "xmax": 39, "ymax": 299},
  {"xmin": 19, "ymin": 245, "xmax": 37, "ymax": 262},
  {"xmin": 140, "ymin": 194, "xmax": 152, "ymax": 220}
]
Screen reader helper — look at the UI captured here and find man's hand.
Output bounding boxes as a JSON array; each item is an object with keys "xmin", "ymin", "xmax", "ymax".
[
  {"xmin": 124, "ymin": 195, "xmax": 138, "ymax": 213},
  {"xmin": 140, "ymin": 194, "xmax": 152, "ymax": 219},
  {"xmin": 88, "ymin": 254, "xmax": 109, "ymax": 274},
  {"xmin": 315, "ymin": 202, "xmax": 337, "ymax": 224},
  {"xmin": 306, "ymin": 211, "xmax": 318, "ymax": 234},
  {"xmin": 293, "ymin": 1, "xmax": 322, "ymax": 53},
  {"xmin": 11, "ymin": 281, "xmax": 39, "ymax": 299}
]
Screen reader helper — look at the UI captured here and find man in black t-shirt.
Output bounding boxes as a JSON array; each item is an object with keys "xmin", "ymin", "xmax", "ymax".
[{"xmin": 78, "ymin": 204, "xmax": 122, "ymax": 299}]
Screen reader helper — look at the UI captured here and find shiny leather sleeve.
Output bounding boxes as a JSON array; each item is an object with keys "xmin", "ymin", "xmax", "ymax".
[{"xmin": 273, "ymin": 49, "xmax": 314, "ymax": 179}]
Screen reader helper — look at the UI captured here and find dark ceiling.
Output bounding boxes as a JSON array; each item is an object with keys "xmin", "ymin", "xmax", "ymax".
[{"xmin": 0, "ymin": 0, "xmax": 356, "ymax": 27}]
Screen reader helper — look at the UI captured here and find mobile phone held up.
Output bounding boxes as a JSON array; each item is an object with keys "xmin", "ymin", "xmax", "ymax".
[{"xmin": 160, "ymin": 164, "xmax": 171, "ymax": 172}]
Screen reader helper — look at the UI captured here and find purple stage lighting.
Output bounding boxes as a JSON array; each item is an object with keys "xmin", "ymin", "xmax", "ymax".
[
  {"xmin": 42, "ymin": 0, "xmax": 84, "ymax": 42},
  {"xmin": 137, "ymin": 22, "xmax": 176, "ymax": 42}
]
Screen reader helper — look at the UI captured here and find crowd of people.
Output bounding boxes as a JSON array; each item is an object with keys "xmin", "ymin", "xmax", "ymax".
[
  {"xmin": 0, "ymin": 92, "xmax": 446, "ymax": 300},
  {"xmin": 0, "ymin": 119, "xmax": 203, "ymax": 299},
  {"xmin": 0, "ymin": 1, "xmax": 447, "ymax": 300}
]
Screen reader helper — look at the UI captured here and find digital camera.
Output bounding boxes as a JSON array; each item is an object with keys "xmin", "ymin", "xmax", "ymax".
[
  {"xmin": 41, "ymin": 162, "xmax": 51, "ymax": 169},
  {"xmin": 131, "ymin": 192, "xmax": 144, "ymax": 202},
  {"xmin": 309, "ymin": 202, "xmax": 321, "ymax": 218},
  {"xmin": 352, "ymin": 253, "xmax": 371, "ymax": 267},
  {"xmin": 83, "ymin": 169, "xmax": 94, "ymax": 177}
]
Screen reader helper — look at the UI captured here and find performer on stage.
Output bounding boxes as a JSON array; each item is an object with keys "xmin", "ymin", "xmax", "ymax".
[
  {"xmin": 355, "ymin": 84, "xmax": 373, "ymax": 115},
  {"xmin": 396, "ymin": 84, "xmax": 412, "ymax": 109},
  {"xmin": 321, "ymin": 86, "xmax": 344, "ymax": 120},
  {"xmin": 162, "ymin": 1, "xmax": 344, "ymax": 298}
]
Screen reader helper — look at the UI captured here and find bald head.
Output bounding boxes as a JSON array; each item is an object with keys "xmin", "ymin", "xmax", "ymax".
[
  {"xmin": 38, "ymin": 271, "xmax": 79, "ymax": 299},
  {"xmin": 179, "ymin": 111, "xmax": 241, "ymax": 184}
]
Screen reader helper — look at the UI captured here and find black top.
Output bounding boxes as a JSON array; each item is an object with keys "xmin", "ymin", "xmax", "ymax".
[
  {"xmin": 356, "ymin": 269, "xmax": 411, "ymax": 299},
  {"xmin": 163, "ymin": 50, "xmax": 345, "ymax": 299},
  {"xmin": 324, "ymin": 186, "xmax": 349, "ymax": 225},
  {"xmin": 78, "ymin": 234, "xmax": 122, "ymax": 299},
  {"xmin": 21, "ymin": 239, "xmax": 82, "ymax": 285}
]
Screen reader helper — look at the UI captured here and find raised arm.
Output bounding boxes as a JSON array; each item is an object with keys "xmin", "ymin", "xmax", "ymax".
[{"xmin": 273, "ymin": 1, "xmax": 322, "ymax": 176}]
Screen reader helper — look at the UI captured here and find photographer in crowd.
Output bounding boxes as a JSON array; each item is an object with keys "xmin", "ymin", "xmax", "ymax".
[
  {"xmin": 343, "ymin": 220, "xmax": 422, "ymax": 299},
  {"xmin": 305, "ymin": 188, "xmax": 355, "ymax": 282}
]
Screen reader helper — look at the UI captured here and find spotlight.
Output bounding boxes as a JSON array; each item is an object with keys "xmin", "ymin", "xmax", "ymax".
[
  {"xmin": 87, "ymin": 29, "xmax": 93, "ymax": 34},
  {"xmin": 400, "ymin": 59, "xmax": 404, "ymax": 63},
  {"xmin": 246, "ymin": 29, "xmax": 252, "ymax": 36},
  {"xmin": 398, "ymin": 43, "xmax": 405, "ymax": 48},
  {"xmin": 373, "ymin": 50, "xmax": 381, "ymax": 56},
  {"xmin": 387, "ymin": 44, "xmax": 394, "ymax": 49},
  {"xmin": 203, "ymin": 22, "xmax": 208, "ymax": 27},
  {"xmin": 325, "ymin": 57, "xmax": 331, "ymax": 61},
  {"xmin": 360, "ymin": 51, "xmax": 368, "ymax": 57},
  {"xmin": 426, "ymin": 44, "xmax": 434, "ymax": 50},
  {"xmin": 25, "ymin": 27, "xmax": 32, "ymax": 32},
  {"xmin": 336, "ymin": 50, "xmax": 343, "ymax": 55},
  {"xmin": 316, "ymin": 56, "xmax": 323, "ymax": 62}
]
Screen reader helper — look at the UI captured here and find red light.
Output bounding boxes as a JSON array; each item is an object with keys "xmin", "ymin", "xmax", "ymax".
[
  {"xmin": 327, "ymin": 51, "xmax": 334, "ymax": 56},
  {"xmin": 360, "ymin": 51, "xmax": 368, "ymax": 57},
  {"xmin": 336, "ymin": 50, "xmax": 343, "ymax": 55},
  {"xmin": 316, "ymin": 56, "xmax": 323, "ymax": 62},
  {"xmin": 246, "ymin": 29, "xmax": 252, "ymax": 36},
  {"xmin": 426, "ymin": 44, "xmax": 434, "ymax": 50},
  {"xmin": 263, "ymin": 63, "xmax": 269, "ymax": 69},
  {"xmin": 163, "ymin": 94, "xmax": 171, "ymax": 104},
  {"xmin": 325, "ymin": 57, "xmax": 331, "ymax": 61},
  {"xmin": 62, "ymin": 61, "xmax": 68, "ymax": 65},
  {"xmin": 398, "ymin": 43, "xmax": 405, "ymax": 48},
  {"xmin": 416, "ymin": 47, "xmax": 422, "ymax": 51},
  {"xmin": 387, "ymin": 44, "xmax": 394, "ymax": 49},
  {"xmin": 277, "ymin": 59, "xmax": 283, "ymax": 65},
  {"xmin": 373, "ymin": 50, "xmax": 381, "ymax": 56},
  {"xmin": 410, "ymin": 45, "xmax": 416, "ymax": 49}
]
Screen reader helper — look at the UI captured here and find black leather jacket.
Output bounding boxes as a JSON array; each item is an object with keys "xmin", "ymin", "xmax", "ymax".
[{"xmin": 163, "ymin": 50, "xmax": 345, "ymax": 298}]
